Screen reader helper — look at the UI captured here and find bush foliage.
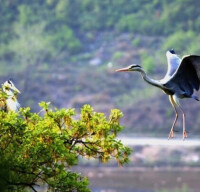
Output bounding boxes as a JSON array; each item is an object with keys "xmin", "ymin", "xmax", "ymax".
[{"xmin": 0, "ymin": 102, "xmax": 131, "ymax": 191}]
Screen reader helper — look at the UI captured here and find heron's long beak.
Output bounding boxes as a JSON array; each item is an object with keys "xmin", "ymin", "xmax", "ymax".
[
  {"xmin": 115, "ymin": 67, "xmax": 130, "ymax": 72},
  {"xmin": 12, "ymin": 87, "xmax": 21, "ymax": 94}
]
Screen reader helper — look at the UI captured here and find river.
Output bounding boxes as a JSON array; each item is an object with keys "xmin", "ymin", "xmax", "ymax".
[
  {"xmin": 75, "ymin": 166, "xmax": 200, "ymax": 192},
  {"xmin": 75, "ymin": 136, "xmax": 200, "ymax": 192},
  {"xmin": 118, "ymin": 136, "xmax": 200, "ymax": 146}
]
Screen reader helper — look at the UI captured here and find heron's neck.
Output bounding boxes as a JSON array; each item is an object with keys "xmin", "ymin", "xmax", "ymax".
[
  {"xmin": 138, "ymin": 69, "xmax": 162, "ymax": 89},
  {"xmin": 4, "ymin": 90, "xmax": 14, "ymax": 98}
]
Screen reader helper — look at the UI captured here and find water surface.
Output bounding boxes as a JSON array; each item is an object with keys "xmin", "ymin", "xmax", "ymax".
[{"xmin": 75, "ymin": 167, "xmax": 200, "ymax": 192}]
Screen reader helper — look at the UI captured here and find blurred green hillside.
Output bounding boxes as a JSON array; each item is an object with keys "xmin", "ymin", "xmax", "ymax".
[{"xmin": 1, "ymin": 0, "xmax": 200, "ymax": 135}]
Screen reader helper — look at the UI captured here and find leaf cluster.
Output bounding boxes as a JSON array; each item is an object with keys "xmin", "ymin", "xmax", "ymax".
[{"xmin": 0, "ymin": 102, "xmax": 131, "ymax": 191}]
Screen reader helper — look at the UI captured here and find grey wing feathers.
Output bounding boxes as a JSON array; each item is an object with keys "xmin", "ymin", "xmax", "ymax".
[
  {"xmin": 164, "ymin": 55, "xmax": 200, "ymax": 96},
  {"xmin": 189, "ymin": 55, "xmax": 200, "ymax": 79}
]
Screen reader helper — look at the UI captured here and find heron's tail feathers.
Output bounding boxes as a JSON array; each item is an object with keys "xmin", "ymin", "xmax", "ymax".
[{"xmin": 191, "ymin": 95, "xmax": 199, "ymax": 101}]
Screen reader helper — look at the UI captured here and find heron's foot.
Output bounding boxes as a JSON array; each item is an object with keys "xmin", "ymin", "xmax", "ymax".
[
  {"xmin": 168, "ymin": 130, "xmax": 174, "ymax": 139},
  {"xmin": 183, "ymin": 130, "xmax": 188, "ymax": 140}
]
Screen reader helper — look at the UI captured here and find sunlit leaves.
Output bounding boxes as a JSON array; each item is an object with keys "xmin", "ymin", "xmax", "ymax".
[{"xmin": 0, "ymin": 102, "xmax": 131, "ymax": 191}]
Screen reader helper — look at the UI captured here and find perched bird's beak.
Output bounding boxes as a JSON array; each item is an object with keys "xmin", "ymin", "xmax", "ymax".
[
  {"xmin": 12, "ymin": 87, "xmax": 21, "ymax": 94},
  {"xmin": 116, "ymin": 67, "xmax": 130, "ymax": 72}
]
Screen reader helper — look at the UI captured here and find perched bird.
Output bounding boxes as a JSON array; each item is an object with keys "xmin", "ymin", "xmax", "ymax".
[
  {"xmin": 1, "ymin": 80, "xmax": 21, "ymax": 112},
  {"xmin": 116, "ymin": 49, "xmax": 200, "ymax": 139}
]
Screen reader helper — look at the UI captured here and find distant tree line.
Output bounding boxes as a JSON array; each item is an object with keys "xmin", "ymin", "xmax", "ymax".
[{"xmin": 0, "ymin": 0, "xmax": 200, "ymax": 60}]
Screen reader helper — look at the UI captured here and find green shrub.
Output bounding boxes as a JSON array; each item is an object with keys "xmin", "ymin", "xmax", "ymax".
[
  {"xmin": 112, "ymin": 51, "xmax": 125, "ymax": 61},
  {"xmin": 162, "ymin": 31, "xmax": 196, "ymax": 54},
  {"xmin": 132, "ymin": 37, "xmax": 141, "ymax": 47},
  {"xmin": 0, "ymin": 102, "xmax": 131, "ymax": 191},
  {"xmin": 49, "ymin": 25, "xmax": 82, "ymax": 54},
  {"xmin": 141, "ymin": 52, "xmax": 155, "ymax": 73}
]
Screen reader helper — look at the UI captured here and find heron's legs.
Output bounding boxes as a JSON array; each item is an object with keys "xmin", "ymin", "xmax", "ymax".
[
  {"xmin": 168, "ymin": 95, "xmax": 178, "ymax": 139},
  {"xmin": 172, "ymin": 95, "xmax": 187, "ymax": 140},
  {"xmin": 179, "ymin": 106, "xmax": 187, "ymax": 140}
]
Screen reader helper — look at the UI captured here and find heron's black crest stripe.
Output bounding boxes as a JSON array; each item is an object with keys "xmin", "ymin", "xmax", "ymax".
[
  {"xmin": 131, "ymin": 64, "xmax": 141, "ymax": 68},
  {"xmin": 169, "ymin": 49, "xmax": 175, "ymax": 54}
]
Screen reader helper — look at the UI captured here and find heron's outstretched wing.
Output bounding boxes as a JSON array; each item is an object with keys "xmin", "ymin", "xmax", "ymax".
[
  {"xmin": 165, "ymin": 53, "xmax": 181, "ymax": 77},
  {"xmin": 163, "ymin": 55, "xmax": 200, "ymax": 97}
]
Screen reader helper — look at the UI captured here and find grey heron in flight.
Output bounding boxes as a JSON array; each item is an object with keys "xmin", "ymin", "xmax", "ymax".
[
  {"xmin": 1, "ymin": 80, "xmax": 21, "ymax": 112},
  {"xmin": 116, "ymin": 49, "xmax": 200, "ymax": 140}
]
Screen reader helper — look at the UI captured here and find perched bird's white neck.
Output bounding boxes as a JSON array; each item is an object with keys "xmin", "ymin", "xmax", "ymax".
[
  {"xmin": 4, "ymin": 89, "xmax": 20, "ymax": 112},
  {"xmin": 5, "ymin": 89, "xmax": 15, "ymax": 97},
  {"xmin": 6, "ymin": 97, "xmax": 20, "ymax": 112}
]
